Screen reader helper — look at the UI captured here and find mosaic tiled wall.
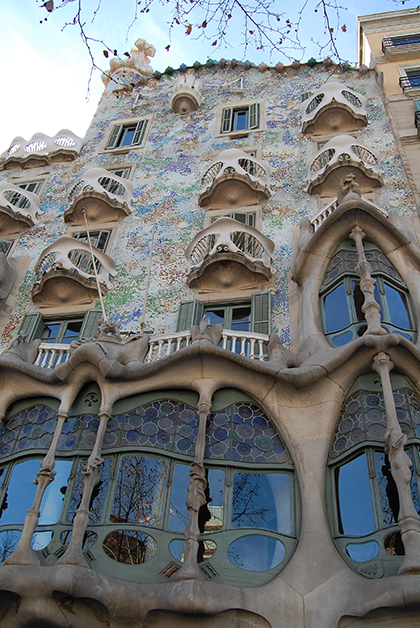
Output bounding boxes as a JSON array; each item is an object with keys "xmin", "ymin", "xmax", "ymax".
[{"xmin": 0, "ymin": 62, "xmax": 415, "ymax": 346}]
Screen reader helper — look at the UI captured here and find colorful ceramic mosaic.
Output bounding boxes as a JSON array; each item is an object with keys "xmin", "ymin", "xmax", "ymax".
[
  {"xmin": 329, "ymin": 387, "xmax": 420, "ymax": 459},
  {"xmin": 0, "ymin": 405, "xmax": 57, "ymax": 459},
  {"xmin": 205, "ymin": 402, "xmax": 289, "ymax": 464}
]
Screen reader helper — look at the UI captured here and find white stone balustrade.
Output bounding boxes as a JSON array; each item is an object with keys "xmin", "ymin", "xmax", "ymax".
[
  {"xmin": 33, "ymin": 329, "xmax": 270, "ymax": 368},
  {"xmin": 34, "ymin": 236, "xmax": 116, "ymax": 289},
  {"xmin": 306, "ymin": 135, "xmax": 382, "ymax": 195},
  {"xmin": 65, "ymin": 168, "xmax": 134, "ymax": 224},
  {"xmin": 1, "ymin": 130, "xmax": 83, "ymax": 168},
  {"xmin": 311, "ymin": 196, "xmax": 388, "ymax": 231},
  {"xmin": 170, "ymin": 74, "xmax": 203, "ymax": 114},
  {"xmin": 185, "ymin": 217, "xmax": 274, "ymax": 270},
  {"xmin": 300, "ymin": 82, "xmax": 367, "ymax": 134},
  {"xmin": 198, "ymin": 148, "xmax": 272, "ymax": 208},
  {"xmin": 0, "ymin": 182, "xmax": 41, "ymax": 227}
]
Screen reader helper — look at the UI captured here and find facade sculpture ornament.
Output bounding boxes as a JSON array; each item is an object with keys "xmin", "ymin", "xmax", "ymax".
[
  {"xmin": 336, "ymin": 172, "xmax": 362, "ymax": 204},
  {"xmin": 102, "ymin": 38, "xmax": 156, "ymax": 86}
]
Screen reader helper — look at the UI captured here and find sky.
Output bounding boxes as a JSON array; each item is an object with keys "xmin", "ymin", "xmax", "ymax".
[{"xmin": 0, "ymin": 0, "xmax": 414, "ymax": 152}]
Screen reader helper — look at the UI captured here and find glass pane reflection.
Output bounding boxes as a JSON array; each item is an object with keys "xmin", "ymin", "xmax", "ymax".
[
  {"xmin": 111, "ymin": 456, "xmax": 167, "ymax": 526},
  {"xmin": 168, "ymin": 464, "xmax": 190, "ymax": 532},
  {"xmin": 39, "ymin": 460, "xmax": 72, "ymax": 525},
  {"xmin": 103, "ymin": 529, "xmax": 157, "ymax": 564},
  {"xmin": 0, "ymin": 459, "xmax": 40, "ymax": 525},
  {"xmin": 337, "ymin": 453, "xmax": 374, "ymax": 535},
  {"xmin": 0, "ymin": 530, "xmax": 21, "ymax": 562},
  {"xmin": 228, "ymin": 535, "xmax": 285, "ymax": 571},
  {"xmin": 374, "ymin": 452, "xmax": 399, "ymax": 526},
  {"xmin": 385, "ymin": 283, "xmax": 411, "ymax": 330},
  {"xmin": 231, "ymin": 472, "xmax": 291, "ymax": 534},
  {"xmin": 67, "ymin": 458, "xmax": 111, "ymax": 524},
  {"xmin": 204, "ymin": 468, "xmax": 224, "ymax": 533},
  {"xmin": 324, "ymin": 283, "xmax": 350, "ymax": 333},
  {"xmin": 346, "ymin": 541, "xmax": 379, "ymax": 562}
]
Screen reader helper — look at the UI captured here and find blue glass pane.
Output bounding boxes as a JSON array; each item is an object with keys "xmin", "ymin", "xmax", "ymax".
[
  {"xmin": 204, "ymin": 468, "xmax": 224, "ymax": 532},
  {"xmin": 228, "ymin": 535, "xmax": 285, "ymax": 571},
  {"xmin": 0, "ymin": 530, "xmax": 21, "ymax": 562},
  {"xmin": 332, "ymin": 331, "xmax": 353, "ymax": 346},
  {"xmin": 324, "ymin": 283, "xmax": 350, "ymax": 333},
  {"xmin": 337, "ymin": 453, "xmax": 375, "ymax": 535},
  {"xmin": 32, "ymin": 531, "xmax": 52, "ymax": 550},
  {"xmin": 0, "ymin": 459, "xmax": 40, "ymax": 525},
  {"xmin": 120, "ymin": 127, "xmax": 136, "ymax": 146},
  {"xmin": 168, "ymin": 463, "xmax": 190, "ymax": 532},
  {"xmin": 384, "ymin": 284, "xmax": 411, "ymax": 330},
  {"xmin": 346, "ymin": 541, "xmax": 379, "ymax": 562},
  {"xmin": 234, "ymin": 111, "xmax": 248, "ymax": 131},
  {"xmin": 169, "ymin": 539, "xmax": 184, "ymax": 562},
  {"xmin": 38, "ymin": 460, "xmax": 72, "ymax": 525},
  {"xmin": 232, "ymin": 472, "xmax": 291, "ymax": 534}
]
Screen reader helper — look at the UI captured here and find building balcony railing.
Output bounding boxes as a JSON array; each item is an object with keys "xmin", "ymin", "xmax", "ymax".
[
  {"xmin": 310, "ymin": 196, "xmax": 388, "ymax": 232},
  {"xmin": 382, "ymin": 35, "xmax": 420, "ymax": 60},
  {"xmin": 400, "ymin": 75, "xmax": 420, "ymax": 95},
  {"xmin": 0, "ymin": 130, "xmax": 83, "ymax": 170},
  {"xmin": 185, "ymin": 217, "xmax": 274, "ymax": 291},
  {"xmin": 0, "ymin": 182, "xmax": 41, "ymax": 234},
  {"xmin": 300, "ymin": 82, "xmax": 367, "ymax": 135},
  {"xmin": 198, "ymin": 148, "xmax": 272, "ymax": 208},
  {"xmin": 64, "ymin": 167, "xmax": 134, "ymax": 225},
  {"xmin": 306, "ymin": 135, "xmax": 383, "ymax": 196},
  {"xmin": 33, "ymin": 328, "xmax": 270, "ymax": 368},
  {"xmin": 32, "ymin": 235, "xmax": 116, "ymax": 307}
]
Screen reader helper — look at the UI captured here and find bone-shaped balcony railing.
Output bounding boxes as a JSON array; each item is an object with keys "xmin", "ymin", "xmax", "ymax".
[
  {"xmin": 300, "ymin": 82, "xmax": 367, "ymax": 132},
  {"xmin": 0, "ymin": 182, "xmax": 41, "ymax": 225},
  {"xmin": 1, "ymin": 130, "xmax": 83, "ymax": 165}
]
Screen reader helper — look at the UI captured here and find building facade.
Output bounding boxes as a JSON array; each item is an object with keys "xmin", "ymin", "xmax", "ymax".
[{"xmin": 0, "ymin": 21, "xmax": 419, "ymax": 628}]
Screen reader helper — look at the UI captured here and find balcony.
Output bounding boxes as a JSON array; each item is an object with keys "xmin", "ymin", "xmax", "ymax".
[
  {"xmin": 32, "ymin": 236, "xmax": 116, "ymax": 307},
  {"xmin": 382, "ymin": 34, "xmax": 420, "ymax": 61},
  {"xmin": 0, "ymin": 131, "xmax": 83, "ymax": 170},
  {"xmin": 300, "ymin": 82, "xmax": 367, "ymax": 135},
  {"xmin": 64, "ymin": 168, "xmax": 134, "ymax": 225},
  {"xmin": 185, "ymin": 217, "xmax": 274, "ymax": 291},
  {"xmin": 198, "ymin": 148, "xmax": 272, "ymax": 208},
  {"xmin": 306, "ymin": 135, "xmax": 383, "ymax": 197},
  {"xmin": 400, "ymin": 73, "xmax": 420, "ymax": 95},
  {"xmin": 0, "ymin": 182, "xmax": 41, "ymax": 235},
  {"xmin": 170, "ymin": 75, "xmax": 203, "ymax": 114},
  {"xmin": 310, "ymin": 196, "xmax": 388, "ymax": 232},
  {"xmin": 34, "ymin": 328, "xmax": 270, "ymax": 368}
]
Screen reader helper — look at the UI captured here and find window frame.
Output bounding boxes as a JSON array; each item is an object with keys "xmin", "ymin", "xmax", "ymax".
[
  {"xmin": 215, "ymin": 100, "xmax": 265, "ymax": 138},
  {"xmin": 398, "ymin": 63, "xmax": 420, "ymax": 95},
  {"xmin": 101, "ymin": 116, "xmax": 152, "ymax": 153}
]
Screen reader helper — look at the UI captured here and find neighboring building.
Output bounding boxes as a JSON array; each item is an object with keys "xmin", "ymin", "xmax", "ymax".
[
  {"xmin": 358, "ymin": 8, "xmax": 420, "ymax": 206},
  {"xmin": 0, "ymin": 22, "xmax": 419, "ymax": 628}
]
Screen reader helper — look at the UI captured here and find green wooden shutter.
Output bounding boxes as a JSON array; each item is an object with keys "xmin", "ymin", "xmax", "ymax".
[
  {"xmin": 18, "ymin": 312, "xmax": 44, "ymax": 342},
  {"xmin": 105, "ymin": 124, "xmax": 123, "ymax": 150},
  {"xmin": 221, "ymin": 108, "xmax": 233, "ymax": 133},
  {"xmin": 248, "ymin": 103, "xmax": 260, "ymax": 129},
  {"xmin": 414, "ymin": 99, "xmax": 420, "ymax": 111},
  {"xmin": 131, "ymin": 120, "xmax": 147, "ymax": 146},
  {"xmin": 251, "ymin": 292, "xmax": 271, "ymax": 334},
  {"xmin": 176, "ymin": 300, "xmax": 205, "ymax": 331},
  {"xmin": 79, "ymin": 309, "xmax": 102, "ymax": 340}
]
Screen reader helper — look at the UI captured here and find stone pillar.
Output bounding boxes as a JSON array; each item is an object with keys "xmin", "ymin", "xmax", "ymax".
[
  {"xmin": 372, "ymin": 352, "xmax": 420, "ymax": 574},
  {"xmin": 174, "ymin": 400, "xmax": 211, "ymax": 580},
  {"xmin": 4, "ymin": 413, "xmax": 67, "ymax": 566},
  {"xmin": 57, "ymin": 411, "xmax": 110, "ymax": 568},
  {"xmin": 350, "ymin": 226, "xmax": 386, "ymax": 336}
]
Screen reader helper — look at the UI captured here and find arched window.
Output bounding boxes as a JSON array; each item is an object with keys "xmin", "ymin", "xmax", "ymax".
[
  {"xmin": 320, "ymin": 241, "xmax": 416, "ymax": 346},
  {"xmin": 0, "ymin": 387, "xmax": 297, "ymax": 586},
  {"xmin": 327, "ymin": 373, "xmax": 420, "ymax": 578}
]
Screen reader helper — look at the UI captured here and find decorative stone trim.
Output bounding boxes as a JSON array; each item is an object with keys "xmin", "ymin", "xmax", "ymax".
[{"xmin": 1, "ymin": 130, "xmax": 83, "ymax": 170}]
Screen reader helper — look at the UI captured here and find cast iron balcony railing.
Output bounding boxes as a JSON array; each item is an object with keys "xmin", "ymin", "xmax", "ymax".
[
  {"xmin": 32, "ymin": 235, "xmax": 116, "ymax": 306},
  {"xmin": 300, "ymin": 82, "xmax": 367, "ymax": 135},
  {"xmin": 1, "ymin": 130, "xmax": 83, "ymax": 170},
  {"xmin": 400, "ymin": 74, "xmax": 420, "ymax": 94},
  {"xmin": 306, "ymin": 135, "xmax": 383, "ymax": 196},
  {"xmin": 198, "ymin": 148, "xmax": 272, "ymax": 208},
  {"xmin": 64, "ymin": 167, "xmax": 134, "ymax": 225},
  {"xmin": 0, "ymin": 181, "xmax": 41, "ymax": 232}
]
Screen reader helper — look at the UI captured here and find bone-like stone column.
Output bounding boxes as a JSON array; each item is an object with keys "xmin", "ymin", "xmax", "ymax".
[
  {"xmin": 174, "ymin": 400, "xmax": 211, "ymax": 580},
  {"xmin": 57, "ymin": 411, "xmax": 110, "ymax": 568},
  {"xmin": 4, "ymin": 413, "xmax": 67, "ymax": 566},
  {"xmin": 350, "ymin": 226, "xmax": 386, "ymax": 336},
  {"xmin": 372, "ymin": 352, "xmax": 420, "ymax": 574}
]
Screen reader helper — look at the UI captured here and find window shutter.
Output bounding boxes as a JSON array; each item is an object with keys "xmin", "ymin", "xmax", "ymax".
[
  {"xmin": 251, "ymin": 291, "xmax": 271, "ymax": 335},
  {"xmin": 176, "ymin": 300, "xmax": 205, "ymax": 331},
  {"xmin": 79, "ymin": 309, "xmax": 102, "ymax": 340},
  {"xmin": 414, "ymin": 99, "xmax": 420, "ymax": 111},
  {"xmin": 248, "ymin": 103, "xmax": 260, "ymax": 130},
  {"xmin": 18, "ymin": 312, "xmax": 44, "ymax": 342},
  {"xmin": 131, "ymin": 120, "xmax": 146, "ymax": 146},
  {"xmin": 105, "ymin": 124, "xmax": 123, "ymax": 150},
  {"xmin": 221, "ymin": 108, "xmax": 233, "ymax": 133}
]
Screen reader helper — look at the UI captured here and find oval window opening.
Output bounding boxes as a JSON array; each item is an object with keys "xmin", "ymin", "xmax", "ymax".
[
  {"xmin": 103, "ymin": 530, "xmax": 157, "ymax": 564},
  {"xmin": 346, "ymin": 541, "xmax": 379, "ymax": 562},
  {"xmin": 227, "ymin": 535, "xmax": 285, "ymax": 572}
]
